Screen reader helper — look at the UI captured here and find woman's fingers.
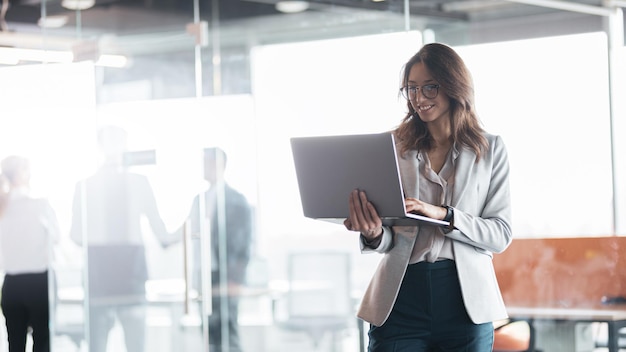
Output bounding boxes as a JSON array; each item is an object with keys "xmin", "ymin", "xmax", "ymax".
[
  {"xmin": 346, "ymin": 190, "xmax": 382, "ymax": 233},
  {"xmin": 405, "ymin": 198, "xmax": 443, "ymax": 219},
  {"xmin": 358, "ymin": 190, "xmax": 373, "ymax": 222},
  {"xmin": 343, "ymin": 218, "xmax": 353, "ymax": 231},
  {"xmin": 366, "ymin": 201, "xmax": 382, "ymax": 226}
]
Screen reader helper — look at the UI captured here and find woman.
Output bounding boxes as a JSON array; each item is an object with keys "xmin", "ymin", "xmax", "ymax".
[
  {"xmin": 345, "ymin": 43, "xmax": 512, "ymax": 351},
  {"xmin": 0, "ymin": 156, "xmax": 60, "ymax": 352}
]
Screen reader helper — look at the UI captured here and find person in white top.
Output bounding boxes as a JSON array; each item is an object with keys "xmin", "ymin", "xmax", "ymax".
[{"xmin": 0, "ymin": 155, "xmax": 60, "ymax": 352}]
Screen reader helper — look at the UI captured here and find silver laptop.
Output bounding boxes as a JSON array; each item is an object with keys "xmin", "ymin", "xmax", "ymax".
[{"xmin": 290, "ymin": 132, "xmax": 449, "ymax": 227}]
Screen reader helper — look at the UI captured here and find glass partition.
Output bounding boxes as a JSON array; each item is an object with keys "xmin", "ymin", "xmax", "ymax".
[
  {"xmin": 459, "ymin": 32, "xmax": 614, "ymax": 237},
  {"xmin": 612, "ymin": 45, "xmax": 626, "ymax": 235},
  {"xmin": 84, "ymin": 7, "xmax": 420, "ymax": 351},
  {"xmin": 251, "ymin": 31, "xmax": 423, "ymax": 298},
  {"xmin": 54, "ymin": 94, "xmax": 257, "ymax": 352}
]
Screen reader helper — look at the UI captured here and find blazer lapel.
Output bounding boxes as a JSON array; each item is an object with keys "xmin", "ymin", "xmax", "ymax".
[
  {"xmin": 397, "ymin": 150, "xmax": 420, "ymax": 198},
  {"xmin": 451, "ymin": 147, "xmax": 476, "ymax": 207}
]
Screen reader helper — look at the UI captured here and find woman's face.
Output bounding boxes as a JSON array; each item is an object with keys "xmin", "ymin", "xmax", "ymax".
[{"xmin": 407, "ymin": 62, "xmax": 451, "ymax": 126}]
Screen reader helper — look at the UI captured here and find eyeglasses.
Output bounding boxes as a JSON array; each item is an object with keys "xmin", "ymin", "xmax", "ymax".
[{"xmin": 400, "ymin": 84, "xmax": 440, "ymax": 100}]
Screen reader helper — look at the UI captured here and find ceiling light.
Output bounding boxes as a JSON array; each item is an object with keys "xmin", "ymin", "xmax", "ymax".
[
  {"xmin": 96, "ymin": 54, "xmax": 129, "ymax": 68},
  {"xmin": 0, "ymin": 47, "xmax": 128, "ymax": 67},
  {"xmin": 275, "ymin": 1, "xmax": 309, "ymax": 13},
  {"xmin": 442, "ymin": 0, "xmax": 509, "ymax": 12},
  {"xmin": 37, "ymin": 15, "xmax": 69, "ymax": 29},
  {"xmin": 61, "ymin": 0, "xmax": 95, "ymax": 10},
  {"xmin": 0, "ymin": 53, "xmax": 19, "ymax": 65},
  {"xmin": 0, "ymin": 47, "xmax": 73, "ymax": 64}
]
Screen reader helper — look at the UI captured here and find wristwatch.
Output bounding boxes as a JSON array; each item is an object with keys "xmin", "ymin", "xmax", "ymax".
[{"xmin": 442, "ymin": 205, "xmax": 454, "ymax": 223}]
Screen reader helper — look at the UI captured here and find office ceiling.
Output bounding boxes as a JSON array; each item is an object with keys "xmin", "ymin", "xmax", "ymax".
[
  {"xmin": 1, "ymin": 0, "xmax": 614, "ymax": 34},
  {"xmin": 0, "ymin": 0, "xmax": 622, "ymax": 55},
  {"xmin": 1, "ymin": 0, "xmax": 622, "ymax": 98}
]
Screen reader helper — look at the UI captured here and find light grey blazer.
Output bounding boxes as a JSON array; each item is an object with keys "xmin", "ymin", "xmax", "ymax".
[{"xmin": 357, "ymin": 133, "xmax": 512, "ymax": 326}]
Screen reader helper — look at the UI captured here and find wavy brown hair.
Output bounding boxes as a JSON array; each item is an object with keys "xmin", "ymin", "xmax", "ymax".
[{"xmin": 395, "ymin": 43, "xmax": 488, "ymax": 159}]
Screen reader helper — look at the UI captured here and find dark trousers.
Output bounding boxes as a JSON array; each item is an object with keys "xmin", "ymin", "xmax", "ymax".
[
  {"xmin": 1, "ymin": 271, "xmax": 50, "ymax": 352},
  {"xmin": 208, "ymin": 294, "xmax": 241, "ymax": 352},
  {"xmin": 207, "ymin": 272, "xmax": 242, "ymax": 352},
  {"xmin": 368, "ymin": 260, "xmax": 494, "ymax": 352}
]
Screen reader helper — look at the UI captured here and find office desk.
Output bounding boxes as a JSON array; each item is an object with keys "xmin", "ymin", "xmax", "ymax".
[
  {"xmin": 55, "ymin": 279, "xmax": 197, "ymax": 351},
  {"xmin": 507, "ymin": 306, "xmax": 626, "ymax": 352}
]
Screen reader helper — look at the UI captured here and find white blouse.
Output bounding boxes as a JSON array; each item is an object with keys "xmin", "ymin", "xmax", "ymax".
[
  {"xmin": 408, "ymin": 147, "xmax": 457, "ymax": 264},
  {"xmin": 0, "ymin": 187, "xmax": 60, "ymax": 274}
]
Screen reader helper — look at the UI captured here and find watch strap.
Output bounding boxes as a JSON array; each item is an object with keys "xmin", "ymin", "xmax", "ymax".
[{"xmin": 442, "ymin": 205, "xmax": 453, "ymax": 223}]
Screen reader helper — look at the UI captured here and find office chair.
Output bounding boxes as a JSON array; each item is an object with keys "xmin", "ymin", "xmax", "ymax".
[
  {"xmin": 273, "ymin": 251, "xmax": 354, "ymax": 351},
  {"xmin": 593, "ymin": 324, "xmax": 626, "ymax": 349},
  {"xmin": 54, "ymin": 323, "xmax": 84, "ymax": 351}
]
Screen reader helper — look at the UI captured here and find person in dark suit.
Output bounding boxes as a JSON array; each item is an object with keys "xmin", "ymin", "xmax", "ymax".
[
  {"xmin": 69, "ymin": 126, "xmax": 171, "ymax": 352},
  {"xmin": 177, "ymin": 147, "xmax": 253, "ymax": 352},
  {"xmin": 344, "ymin": 43, "xmax": 513, "ymax": 351}
]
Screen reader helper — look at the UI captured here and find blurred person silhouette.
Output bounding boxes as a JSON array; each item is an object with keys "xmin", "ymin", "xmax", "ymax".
[
  {"xmin": 175, "ymin": 147, "xmax": 253, "ymax": 352},
  {"xmin": 0, "ymin": 155, "xmax": 60, "ymax": 352},
  {"xmin": 69, "ymin": 125, "xmax": 171, "ymax": 352}
]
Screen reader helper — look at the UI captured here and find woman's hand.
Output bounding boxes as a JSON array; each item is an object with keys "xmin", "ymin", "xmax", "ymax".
[
  {"xmin": 405, "ymin": 197, "xmax": 448, "ymax": 220},
  {"xmin": 343, "ymin": 189, "xmax": 382, "ymax": 240}
]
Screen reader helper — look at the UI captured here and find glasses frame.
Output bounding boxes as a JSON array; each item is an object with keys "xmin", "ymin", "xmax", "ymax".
[{"xmin": 400, "ymin": 84, "xmax": 440, "ymax": 100}]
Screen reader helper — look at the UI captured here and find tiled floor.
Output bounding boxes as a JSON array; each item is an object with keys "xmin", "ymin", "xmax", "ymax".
[
  {"xmin": 48, "ymin": 322, "xmax": 361, "ymax": 352},
  {"xmin": 0, "ymin": 312, "xmax": 622, "ymax": 352},
  {"xmin": 45, "ymin": 305, "xmax": 363, "ymax": 352}
]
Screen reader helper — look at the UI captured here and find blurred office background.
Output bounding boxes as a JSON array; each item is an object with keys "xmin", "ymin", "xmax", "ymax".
[{"xmin": 0, "ymin": 0, "xmax": 625, "ymax": 351}]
